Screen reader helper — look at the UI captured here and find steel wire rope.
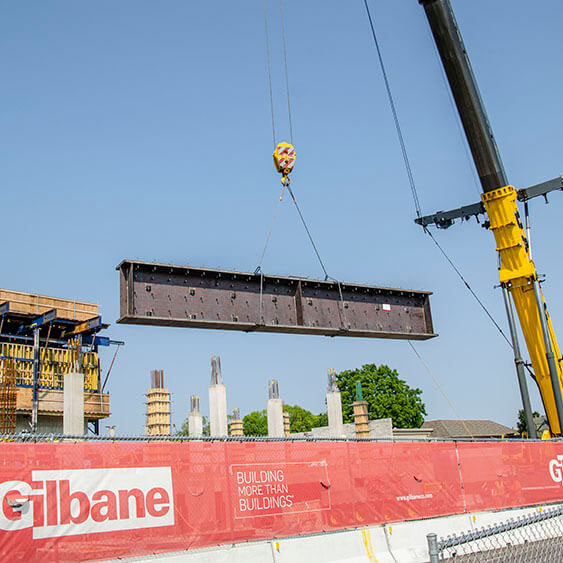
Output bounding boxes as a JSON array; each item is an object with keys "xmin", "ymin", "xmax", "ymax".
[
  {"xmin": 362, "ymin": 0, "xmax": 512, "ymax": 348},
  {"xmin": 363, "ymin": 0, "xmax": 421, "ymax": 218},
  {"xmin": 279, "ymin": 0, "xmax": 294, "ymax": 144},
  {"xmin": 257, "ymin": 1, "xmax": 348, "ymax": 329},
  {"xmin": 263, "ymin": 0, "xmax": 276, "ymax": 146},
  {"xmin": 408, "ymin": 341, "xmax": 475, "ymax": 438},
  {"xmin": 255, "ymin": 184, "xmax": 287, "ymax": 274},
  {"xmin": 286, "ymin": 182, "xmax": 349, "ymax": 328},
  {"xmin": 424, "ymin": 228, "xmax": 512, "ymax": 348}
]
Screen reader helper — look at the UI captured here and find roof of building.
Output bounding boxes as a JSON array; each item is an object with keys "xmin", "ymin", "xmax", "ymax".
[{"xmin": 421, "ymin": 419, "xmax": 518, "ymax": 439}]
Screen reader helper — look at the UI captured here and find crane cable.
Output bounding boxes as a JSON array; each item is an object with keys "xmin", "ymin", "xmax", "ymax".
[
  {"xmin": 362, "ymin": 0, "xmax": 512, "ymax": 349},
  {"xmin": 279, "ymin": 0, "xmax": 294, "ymax": 145},
  {"xmin": 257, "ymin": 1, "xmax": 348, "ymax": 328},
  {"xmin": 408, "ymin": 341, "xmax": 475, "ymax": 439},
  {"xmin": 259, "ymin": 0, "xmax": 329, "ymax": 279},
  {"xmin": 263, "ymin": 0, "xmax": 276, "ymax": 146}
]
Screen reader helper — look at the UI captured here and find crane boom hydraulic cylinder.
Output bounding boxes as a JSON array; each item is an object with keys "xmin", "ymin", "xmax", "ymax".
[{"xmin": 419, "ymin": 0, "xmax": 563, "ymax": 434}]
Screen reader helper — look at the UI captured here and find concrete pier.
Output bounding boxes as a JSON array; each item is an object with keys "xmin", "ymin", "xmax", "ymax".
[
  {"xmin": 267, "ymin": 379, "xmax": 284, "ymax": 438},
  {"xmin": 208, "ymin": 356, "xmax": 227, "ymax": 436},
  {"xmin": 326, "ymin": 369, "xmax": 344, "ymax": 438},
  {"xmin": 188, "ymin": 395, "xmax": 203, "ymax": 437},
  {"xmin": 63, "ymin": 371, "xmax": 84, "ymax": 435}
]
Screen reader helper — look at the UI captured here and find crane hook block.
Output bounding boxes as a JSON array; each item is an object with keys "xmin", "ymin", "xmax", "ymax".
[{"xmin": 273, "ymin": 142, "xmax": 296, "ymax": 184}]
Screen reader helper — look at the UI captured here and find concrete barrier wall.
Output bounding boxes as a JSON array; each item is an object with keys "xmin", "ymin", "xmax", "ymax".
[{"xmin": 118, "ymin": 503, "xmax": 562, "ymax": 563}]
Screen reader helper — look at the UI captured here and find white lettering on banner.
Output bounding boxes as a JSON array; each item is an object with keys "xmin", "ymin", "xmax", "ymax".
[
  {"xmin": 549, "ymin": 455, "xmax": 563, "ymax": 483},
  {"xmin": 0, "ymin": 467, "xmax": 175, "ymax": 539},
  {"xmin": 235, "ymin": 468, "xmax": 294, "ymax": 515},
  {"xmin": 231, "ymin": 461, "xmax": 331, "ymax": 519},
  {"xmin": 396, "ymin": 493, "xmax": 433, "ymax": 502}
]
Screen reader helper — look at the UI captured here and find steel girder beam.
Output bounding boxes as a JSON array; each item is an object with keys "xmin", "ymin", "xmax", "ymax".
[{"xmin": 117, "ymin": 260, "xmax": 437, "ymax": 340}]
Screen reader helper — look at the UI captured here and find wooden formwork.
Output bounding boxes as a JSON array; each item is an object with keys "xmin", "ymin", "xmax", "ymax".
[
  {"xmin": 16, "ymin": 388, "xmax": 110, "ymax": 418},
  {"xmin": 0, "ymin": 344, "xmax": 99, "ymax": 390},
  {"xmin": 146, "ymin": 388, "xmax": 171, "ymax": 436},
  {"xmin": 0, "ymin": 289, "xmax": 99, "ymax": 321}
]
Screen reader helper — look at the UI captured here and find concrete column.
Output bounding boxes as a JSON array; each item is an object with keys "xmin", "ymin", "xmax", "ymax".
[
  {"xmin": 267, "ymin": 399, "xmax": 284, "ymax": 437},
  {"xmin": 267, "ymin": 379, "xmax": 284, "ymax": 438},
  {"xmin": 188, "ymin": 394, "xmax": 203, "ymax": 437},
  {"xmin": 327, "ymin": 392, "xmax": 344, "ymax": 437},
  {"xmin": 327, "ymin": 369, "xmax": 344, "ymax": 437},
  {"xmin": 188, "ymin": 412, "xmax": 203, "ymax": 437},
  {"xmin": 63, "ymin": 372, "xmax": 84, "ymax": 435},
  {"xmin": 208, "ymin": 384, "xmax": 227, "ymax": 436},
  {"xmin": 283, "ymin": 411, "xmax": 290, "ymax": 437},
  {"xmin": 208, "ymin": 356, "xmax": 227, "ymax": 437}
]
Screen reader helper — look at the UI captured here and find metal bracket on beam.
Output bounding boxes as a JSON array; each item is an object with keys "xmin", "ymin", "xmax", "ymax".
[
  {"xmin": 18, "ymin": 309, "xmax": 57, "ymax": 334},
  {"xmin": 62, "ymin": 316, "xmax": 104, "ymax": 338},
  {"xmin": 415, "ymin": 175, "xmax": 562, "ymax": 229},
  {"xmin": 517, "ymin": 175, "xmax": 563, "ymax": 203},
  {"xmin": 415, "ymin": 201, "xmax": 485, "ymax": 229}
]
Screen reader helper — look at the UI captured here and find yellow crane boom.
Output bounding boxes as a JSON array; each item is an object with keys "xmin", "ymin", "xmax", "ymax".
[{"xmin": 417, "ymin": 0, "xmax": 563, "ymax": 435}]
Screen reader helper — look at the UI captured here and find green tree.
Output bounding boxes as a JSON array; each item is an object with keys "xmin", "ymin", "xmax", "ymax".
[
  {"xmin": 336, "ymin": 363, "xmax": 426, "ymax": 428},
  {"xmin": 284, "ymin": 404, "xmax": 327, "ymax": 433},
  {"xmin": 315, "ymin": 411, "xmax": 328, "ymax": 428},
  {"xmin": 242, "ymin": 406, "xmax": 327, "ymax": 436},
  {"xmin": 243, "ymin": 409, "xmax": 268, "ymax": 436},
  {"xmin": 176, "ymin": 415, "xmax": 210, "ymax": 436},
  {"xmin": 516, "ymin": 409, "xmax": 540, "ymax": 435}
]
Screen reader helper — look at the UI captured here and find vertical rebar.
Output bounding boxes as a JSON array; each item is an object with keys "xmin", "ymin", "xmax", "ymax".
[
  {"xmin": 327, "ymin": 368, "xmax": 338, "ymax": 392},
  {"xmin": 269, "ymin": 379, "xmax": 279, "ymax": 399},
  {"xmin": 211, "ymin": 356, "xmax": 222, "ymax": 385}
]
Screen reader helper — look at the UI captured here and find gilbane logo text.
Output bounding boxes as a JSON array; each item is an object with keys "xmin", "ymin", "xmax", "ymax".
[{"xmin": 0, "ymin": 467, "xmax": 175, "ymax": 539}]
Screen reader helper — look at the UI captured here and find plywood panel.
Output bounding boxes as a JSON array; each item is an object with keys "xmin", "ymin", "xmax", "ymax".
[{"xmin": 16, "ymin": 388, "xmax": 110, "ymax": 418}]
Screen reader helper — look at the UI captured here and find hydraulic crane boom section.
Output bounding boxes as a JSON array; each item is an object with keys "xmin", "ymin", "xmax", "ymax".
[
  {"xmin": 419, "ymin": 0, "xmax": 563, "ymax": 435},
  {"xmin": 483, "ymin": 186, "xmax": 563, "ymax": 434}
]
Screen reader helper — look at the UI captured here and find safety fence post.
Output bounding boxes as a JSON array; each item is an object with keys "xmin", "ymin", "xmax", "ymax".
[{"xmin": 427, "ymin": 532, "xmax": 439, "ymax": 563}]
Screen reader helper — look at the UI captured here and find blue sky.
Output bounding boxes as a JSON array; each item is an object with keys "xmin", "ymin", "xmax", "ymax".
[{"xmin": 2, "ymin": 1, "xmax": 562, "ymax": 434}]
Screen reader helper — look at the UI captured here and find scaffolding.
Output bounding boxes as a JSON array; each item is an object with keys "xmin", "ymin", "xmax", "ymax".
[
  {"xmin": 0, "ymin": 288, "xmax": 117, "ymax": 433},
  {"xmin": 0, "ymin": 359, "xmax": 17, "ymax": 434}
]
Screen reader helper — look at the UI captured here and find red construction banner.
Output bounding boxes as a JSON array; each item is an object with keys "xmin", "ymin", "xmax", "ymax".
[{"xmin": 0, "ymin": 440, "xmax": 562, "ymax": 561}]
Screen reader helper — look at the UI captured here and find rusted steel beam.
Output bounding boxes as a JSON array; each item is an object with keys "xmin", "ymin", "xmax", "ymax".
[{"xmin": 117, "ymin": 260, "xmax": 437, "ymax": 340}]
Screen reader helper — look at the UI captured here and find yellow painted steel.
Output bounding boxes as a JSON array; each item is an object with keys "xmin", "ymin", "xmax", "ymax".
[
  {"xmin": 482, "ymin": 185, "xmax": 563, "ymax": 434},
  {"xmin": 0, "ymin": 343, "xmax": 99, "ymax": 391}
]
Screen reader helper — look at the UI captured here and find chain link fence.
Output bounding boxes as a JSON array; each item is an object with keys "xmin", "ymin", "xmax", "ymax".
[{"xmin": 428, "ymin": 506, "xmax": 563, "ymax": 561}]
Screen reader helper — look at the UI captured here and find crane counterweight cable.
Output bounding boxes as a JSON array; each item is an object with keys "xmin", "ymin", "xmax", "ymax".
[
  {"xmin": 363, "ymin": 0, "xmax": 512, "ymax": 348},
  {"xmin": 408, "ymin": 341, "xmax": 475, "ymax": 439},
  {"xmin": 363, "ymin": 0, "xmax": 421, "ymax": 219}
]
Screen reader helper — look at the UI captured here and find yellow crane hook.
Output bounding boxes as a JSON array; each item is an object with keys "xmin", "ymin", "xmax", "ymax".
[{"xmin": 273, "ymin": 142, "xmax": 296, "ymax": 185}]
